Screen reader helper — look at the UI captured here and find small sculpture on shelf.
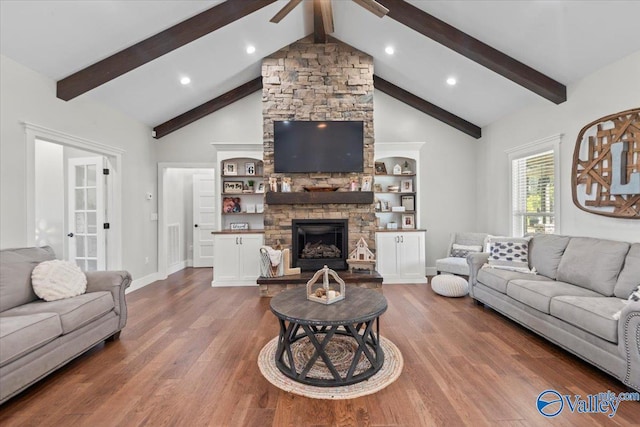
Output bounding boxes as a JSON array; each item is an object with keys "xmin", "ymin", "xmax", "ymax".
[
  {"xmin": 347, "ymin": 237, "xmax": 376, "ymax": 273},
  {"xmin": 402, "ymin": 160, "xmax": 412, "ymax": 174},
  {"xmin": 306, "ymin": 265, "xmax": 346, "ymax": 305}
]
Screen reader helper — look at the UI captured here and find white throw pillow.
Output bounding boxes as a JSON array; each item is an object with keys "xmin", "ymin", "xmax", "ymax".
[
  {"xmin": 487, "ymin": 236, "xmax": 534, "ymax": 273},
  {"xmin": 31, "ymin": 260, "xmax": 87, "ymax": 301}
]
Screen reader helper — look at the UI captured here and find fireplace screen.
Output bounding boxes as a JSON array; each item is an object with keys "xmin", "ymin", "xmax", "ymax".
[{"xmin": 292, "ymin": 219, "xmax": 348, "ymax": 271}]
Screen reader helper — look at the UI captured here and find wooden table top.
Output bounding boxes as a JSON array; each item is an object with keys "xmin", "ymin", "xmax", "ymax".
[{"xmin": 270, "ymin": 286, "xmax": 387, "ymax": 325}]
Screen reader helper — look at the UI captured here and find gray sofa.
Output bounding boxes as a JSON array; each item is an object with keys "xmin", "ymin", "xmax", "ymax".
[
  {"xmin": 0, "ymin": 246, "xmax": 131, "ymax": 404},
  {"xmin": 468, "ymin": 234, "xmax": 639, "ymax": 391}
]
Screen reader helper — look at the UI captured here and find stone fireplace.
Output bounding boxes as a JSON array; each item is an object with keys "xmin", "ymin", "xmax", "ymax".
[
  {"xmin": 261, "ymin": 36, "xmax": 376, "ymax": 255},
  {"xmin": 292, "ymin": 219, "xmax": 348, "ymax": 271}
]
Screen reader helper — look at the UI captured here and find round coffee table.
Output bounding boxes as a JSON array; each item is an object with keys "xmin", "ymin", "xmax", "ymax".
[{"xmin": 270, "ymin": 286, "xmax": 387, "ymax": 387}]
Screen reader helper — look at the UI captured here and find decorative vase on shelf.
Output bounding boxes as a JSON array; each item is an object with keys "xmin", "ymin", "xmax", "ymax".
[{"xmin": 402, "ymin": 161, "xmax": 412, "ymax": 174}]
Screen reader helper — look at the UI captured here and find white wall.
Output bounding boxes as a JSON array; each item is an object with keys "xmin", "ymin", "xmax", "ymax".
[
  {"xmin": 156, "ymin": 92, "xmax": 263, "ymax": 162},
  {"xmin": 476, "ymin": 51, "xmax": 640, "ymax": 242},
  {"xmin": 0, "ymin": 55, "xmax": 158, "ymax": 280},
  {"xmin": 374, "ymin": 91, "xmax": 480, "ymax": 271},
  {"xmin": 34, "ymin": 140, "xmax": 64, "ymax": 256},
  {"xmin": 157, "ymin": 90, "xmax": 480, "ymax": 271}
]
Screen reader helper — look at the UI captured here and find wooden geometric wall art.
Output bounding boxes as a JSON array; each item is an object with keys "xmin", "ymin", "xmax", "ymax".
[{"xmin": 572, "ymin": 108, "xmax": 640, "ymax": 219}]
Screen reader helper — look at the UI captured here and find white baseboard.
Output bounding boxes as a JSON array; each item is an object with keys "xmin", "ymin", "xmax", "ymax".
[
  {"xmin": 168, "ymin": 260, "xmax": 188, "ymax": 275},
  {"xmin": 127, "ymin": 272, "xmax": 162, "ymax": 294}
]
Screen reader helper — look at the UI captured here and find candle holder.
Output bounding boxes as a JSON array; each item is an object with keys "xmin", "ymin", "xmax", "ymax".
[{"xmin": 306, "ymin": 265, "xmax": 346, "ymax": 305}]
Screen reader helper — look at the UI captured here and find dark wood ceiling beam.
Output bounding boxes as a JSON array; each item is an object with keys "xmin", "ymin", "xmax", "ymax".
[
  {"xmin": 313, "ymin": 0, "xmax": 328, "ymax": 43},
  {"xmin": 57, "ymin": 0, "xmax": 277, "ymax": 101},
  {"xmin": 153, "ymin": 77, "xmax": 263, "ymax": 139},
  {"xmin": 374, "ymin": 75, "xmax": 481, "ymax": 139},
  {"xmin": 270, "ymin": 0, "xmax": 303, "ymax": 23},
  {"xmin": 377, "ymin": 0, "xmax": 566, "ymax": 104}
]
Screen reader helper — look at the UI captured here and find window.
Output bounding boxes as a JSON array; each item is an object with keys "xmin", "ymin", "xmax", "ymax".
[{"xmin": 508, "ymin": 135, "xmax": 561, "ymax": 237}]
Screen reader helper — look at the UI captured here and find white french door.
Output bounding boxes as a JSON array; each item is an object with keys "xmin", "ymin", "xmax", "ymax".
[
  {"xmin": 192, "ymin": 173, "xmax": 216, "ymax": 267},
  {"xmin": 67, "ymin": 157, "xmax": 106, "ymax": 271}
]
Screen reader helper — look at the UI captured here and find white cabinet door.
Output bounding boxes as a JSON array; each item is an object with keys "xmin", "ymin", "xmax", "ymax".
[
  {"xmin": 397, "ymin": 231, "xmax": 426, "ymax": 280},
  {"xmin": 376, "ymin": 231, "xmax": 427, "ymax": 284},
  {"xmin": 376, "ymin": 232, "xmax": 400, "ymax": 279},
  {"xmin": 212, "ymin": 233, "xmax": 263, "ymax": 286},
  {"xmin": 212, "ymin": 234, "xmax": 239, "ymax": 284},
  {"xmin": 238, "ymin": 234, "xmax": 263, "ymax": 281}
]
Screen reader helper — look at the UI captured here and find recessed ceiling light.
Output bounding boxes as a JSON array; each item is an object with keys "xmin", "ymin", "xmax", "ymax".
[
  {"xmin": 246, "ymin": 45, "xmax": 256, "ymax": 54},
  {"xmin": 385, "ymin": 46, "xmax": 394, "ymax": 55},
  {"xmin": 446, "ymin": 77, "xmax": 457, "ymax": 86},
  {"xmin": 180, "ymin": 76, "xmax": 191, "ymax": 85}
]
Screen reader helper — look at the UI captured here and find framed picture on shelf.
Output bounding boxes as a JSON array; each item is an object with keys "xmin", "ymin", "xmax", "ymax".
[
  {"xmin": 223, "ymin": 162, "xmax": 237, "ymax": 176},
  {"xmin": 223, "ymin": 181, "xmax": 244, "ymax": 194},
  {"xmin": 230, "ymin": 222, "xmax": 249, "ymax": 230},
  {"xmin": 256, "ymin": 182, "xmax": 265, "ymax": 193},
  {"xmin": 374, "ymin": 183, "xmax": 383, "ymax": 193},
  {"xmin": 223, "ymin": 197, "xmax": 241, "ymax": 213},
  {"xmin": 375, "ymin": 162, "xmax": 387, "ymax": 175},
  {"xmin": 361, "ymin": 176, "xmax": 372, "ymax": 191},
  {"xmin": 401, "ymin": 179, "xmax": 413, "ymax": 193},
  {"xmin": 245, "ymin": 162, "xmax": 255, "ymax": 176},
  {"xmin": 401, "ymin": 195, "xmax": 415, "ymax": 211},
  {"xmin": 402, "ymin": 214, "xmax": 415, "ymax": 229}
]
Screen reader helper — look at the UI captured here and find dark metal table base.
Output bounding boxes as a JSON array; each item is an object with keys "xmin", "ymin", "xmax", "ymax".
[{"xmin": 275, "ymin": 317, "xmax": 384, "ymax": 387}]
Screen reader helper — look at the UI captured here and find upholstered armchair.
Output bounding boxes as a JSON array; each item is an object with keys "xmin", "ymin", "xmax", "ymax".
[{"xmin": 435, "ymin": 232, "xmax": 488, "ymax": 276}]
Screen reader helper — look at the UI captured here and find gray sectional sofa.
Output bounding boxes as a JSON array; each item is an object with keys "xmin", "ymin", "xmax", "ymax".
[
  {"xmin": 468, "ymin": 234, "xmax": 640, "ymax": 391},
  {"xmin": 0, "ymin": 246, "xmax": 131, "ymax": 404}
]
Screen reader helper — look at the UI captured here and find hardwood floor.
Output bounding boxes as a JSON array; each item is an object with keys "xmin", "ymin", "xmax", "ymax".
[{"xmin": 1, "ymin": 268, "xmax": 638, "ymax": 426}]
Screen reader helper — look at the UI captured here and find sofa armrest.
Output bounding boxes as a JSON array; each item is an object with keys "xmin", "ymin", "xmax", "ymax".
[
  {"xmin": 467, "ymin": 252, "xmax": 489, "ymax": 297},
  {"xmin": 618, "ymin": 301, "xmax": 640, "ymax": 391},
  {"xmin": 85, "ymin": 271, "xmax": 131, "ymax": 331}
]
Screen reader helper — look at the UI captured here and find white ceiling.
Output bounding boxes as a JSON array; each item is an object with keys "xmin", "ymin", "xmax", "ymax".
[{"xmin": 2, "ymin": 0, "xmax": 640, "ymax": 131}]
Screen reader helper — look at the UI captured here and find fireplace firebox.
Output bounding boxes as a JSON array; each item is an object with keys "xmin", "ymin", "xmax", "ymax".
[{"xmin": 292, "ymin": 219, "xmax": 348, "ymax": 271}]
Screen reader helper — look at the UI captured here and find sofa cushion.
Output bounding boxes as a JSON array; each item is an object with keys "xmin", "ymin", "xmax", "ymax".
[
  {"xmin": 31, "ymin": 259, "xmax": 87, "ymax": 301},
  {"xmin": 435, "ymin": 257, "xmax": 469, "ymax": 275},
  {"xmin": 0, "ymin": 291, "xmax": 113, "ymax": 334},
  {"xmin": 615, "ymin": 243, "xmax": 640, "ymax": 299},
  {"xmin": 477, "ymin": 267, "xmax": 551, "ymax": 294},
  {"xmin": 0, "ymin": 246, "xmax": 56, "ymax": 312},
  {"xmin": 0, "ymin": 313, "xmax": 62, "ymax": 367},
  {"xmin": 556, "ymin": 237, "xmax": 629, "ymax": 296},
  {"xmin": 529, "ymin": 234, "xmax": 570, "ymax": 279},
  {"xmin": 507, "ymin": 280, "xmax": 602, "ymax": 314},
  {"xmin": 550, "ymin": 297, "xmax": 626, "ymax": 343}
]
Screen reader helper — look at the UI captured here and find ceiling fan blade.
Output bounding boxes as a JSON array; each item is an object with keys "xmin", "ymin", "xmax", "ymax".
[
  {"xmin": 320, "ymin": 0, "xmax": 334, "ymax": 34},
  {"xmin": 270, "ymin": 0, "xmax": 303, "ymax": 23},
  {"xmin": 352, "ymin": 0, "xmax": 389, "ymax": 18}
]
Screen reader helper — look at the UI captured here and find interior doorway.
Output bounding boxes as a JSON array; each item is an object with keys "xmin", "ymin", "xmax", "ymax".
[
  {"xmin": 25, "ymin": 123, "xmax": 123, "ymax": 270},
  {"xmin": 158, "ymin": 163, "xmax": 216, "ymax": 279}
]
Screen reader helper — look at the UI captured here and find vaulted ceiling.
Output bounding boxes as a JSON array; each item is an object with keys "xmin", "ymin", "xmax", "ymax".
[{"xmin": 2, "ymin": 0, "xmax": 640, "ymax": 139}]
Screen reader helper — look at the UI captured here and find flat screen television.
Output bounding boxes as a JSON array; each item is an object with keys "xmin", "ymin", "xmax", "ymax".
[{"xmin": 273, "ymin": 121, "xmax": 364, "ymax": 173}]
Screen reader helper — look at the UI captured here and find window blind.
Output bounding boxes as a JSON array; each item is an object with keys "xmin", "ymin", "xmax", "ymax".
[{"xmin": 512, "ymin": 150, "xmax": 555, "ymax": 236}]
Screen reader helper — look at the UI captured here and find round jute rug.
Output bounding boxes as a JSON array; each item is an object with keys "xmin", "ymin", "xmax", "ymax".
[{"xmin": 258, "ymin": 335, "xmax": 403, "ymax": 400}]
